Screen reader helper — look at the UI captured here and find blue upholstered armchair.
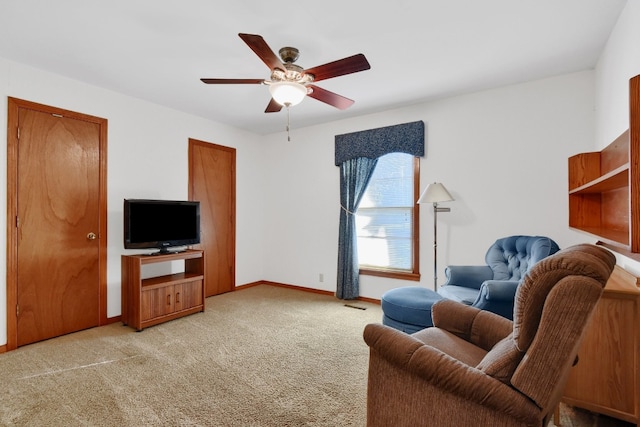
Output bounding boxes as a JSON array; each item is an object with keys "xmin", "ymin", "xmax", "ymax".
[{"xmin": 437, "ymin": 235, "xmax": 560, "ymax": 320}]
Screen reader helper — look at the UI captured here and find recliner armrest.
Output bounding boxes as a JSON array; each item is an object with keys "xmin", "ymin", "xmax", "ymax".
[
  {"xmin": 431, "ymin": 300, "xmax": 513, "ymax": 350},
  {"xmin": 443, "ymin": 265, "xmax": 493, "ymax": 289}
]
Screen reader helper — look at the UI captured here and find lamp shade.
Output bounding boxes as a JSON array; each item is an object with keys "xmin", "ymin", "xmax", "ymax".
[
  {"xmin": 417, "ymin": 182, "xmax": 454, "ymax": 204},
  {"xmin": 269, "ymin": 82, "xmax": 307, "ymax": 106}
]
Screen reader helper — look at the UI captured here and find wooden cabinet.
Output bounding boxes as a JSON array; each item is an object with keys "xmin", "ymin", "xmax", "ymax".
[
  {"xmin": 562, "ymin": 265, "xmax": 640, "ymax": 425},
  {"xmin": 121, "ymin": 249, "xmax": 205, "ymax": 331},
  {"xmin": 568, "ymin": 74, "xmax": 640, "ymax": 258}
]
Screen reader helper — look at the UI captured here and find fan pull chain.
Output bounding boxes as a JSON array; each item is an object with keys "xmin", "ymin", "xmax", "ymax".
[{"xmin": 286, "ymin": 104, "xmax": 292, "ymax": 142}]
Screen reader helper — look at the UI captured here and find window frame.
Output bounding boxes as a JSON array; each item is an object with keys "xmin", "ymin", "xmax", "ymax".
[{"xmin": 358, "ymin": 156, "xmax": 420, "ymax": 281}]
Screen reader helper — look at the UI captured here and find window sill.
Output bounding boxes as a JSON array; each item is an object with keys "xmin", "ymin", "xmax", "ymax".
[{"xmin": 359, "ymin": 268, "xmax": 420, "ymax": 282}]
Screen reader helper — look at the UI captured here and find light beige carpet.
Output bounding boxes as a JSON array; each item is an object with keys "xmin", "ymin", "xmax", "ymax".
[
  {"xmin": 0, "ymin": 285, "xmax": 381, "ymax": 426},
  {"xmin": 0, "ymin": 284, "xmax": 631, "ymax": 426}
]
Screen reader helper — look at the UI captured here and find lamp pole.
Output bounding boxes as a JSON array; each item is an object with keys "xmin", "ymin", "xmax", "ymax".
[
  {"xmin": 433, "ymin": 202, "xmax": 450, "ymax": 292},
  {"xmin": 418, "ymin": 182, "xmax": 454, "ymax": 292}
]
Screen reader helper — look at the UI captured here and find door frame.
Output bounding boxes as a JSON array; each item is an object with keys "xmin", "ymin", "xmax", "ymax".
[{"xmin": 6, "ymin": 97, "xmax": 109, "ymax": 351}]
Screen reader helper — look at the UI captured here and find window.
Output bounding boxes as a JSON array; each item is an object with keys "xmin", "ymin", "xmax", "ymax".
[{"xmin": 355, "ymin": 152, "xmax": 420, "ymax": 280}]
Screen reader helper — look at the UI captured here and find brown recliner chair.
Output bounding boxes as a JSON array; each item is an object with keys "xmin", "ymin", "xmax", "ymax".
[{"xmin": 363, "ymin": 244, "xmax": 616, "ymax": 427}]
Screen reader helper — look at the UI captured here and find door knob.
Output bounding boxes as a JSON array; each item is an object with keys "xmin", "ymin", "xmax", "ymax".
[{"xmin": 87, "ymin": 232, "xmax": 97, "ymax": 240}]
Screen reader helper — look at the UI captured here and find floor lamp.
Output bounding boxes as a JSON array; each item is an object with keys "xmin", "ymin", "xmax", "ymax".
[{"xmin": 418, "ymin": 182, "xmax": 454, "ymax": 291}]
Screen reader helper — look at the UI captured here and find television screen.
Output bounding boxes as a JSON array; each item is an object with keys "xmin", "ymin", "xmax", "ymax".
[{"xmin": 124, "ymin": 199, "xmax": 200, "ymax": 253}]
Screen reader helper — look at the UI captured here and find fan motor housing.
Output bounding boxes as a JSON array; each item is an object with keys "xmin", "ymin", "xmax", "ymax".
[{"xmin": 278, "ymin": 47, "xmax": 300, "ymax": 63}]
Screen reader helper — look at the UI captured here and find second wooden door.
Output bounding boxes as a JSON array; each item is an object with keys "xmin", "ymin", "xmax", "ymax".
[{"xmin": 189, "ymin": 139, "xmax": 236, "ymax": 296}]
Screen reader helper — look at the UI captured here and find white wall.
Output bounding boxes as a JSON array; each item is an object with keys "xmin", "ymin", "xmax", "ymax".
[
  {"xmin": 0, "ymin": 58, "xmax": 266, "ymax": 346},
  {"xmin": 259, "ymin": 70, "xmax": 595, "ymax": 300},
  {"xmin": 594, "ymin": 0, "xmax": 640, "ymax": 275},
  {"xmin": 595, "ymin": 1, "xmax": 640, "ymax": 146}
]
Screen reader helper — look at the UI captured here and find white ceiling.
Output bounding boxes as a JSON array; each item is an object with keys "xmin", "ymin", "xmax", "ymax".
[{"xmin": 0, "ymin": 0, "xmax": 628, "ymax": 135}]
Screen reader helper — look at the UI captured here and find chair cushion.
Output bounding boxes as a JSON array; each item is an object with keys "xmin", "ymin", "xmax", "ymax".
[
  {"xmin": 437, "ymin": 285, "xmax": 479, "ymax": 305},
  {"xmin": 413, "ymin": 327, "xmax": 487, "ymax": 367}
]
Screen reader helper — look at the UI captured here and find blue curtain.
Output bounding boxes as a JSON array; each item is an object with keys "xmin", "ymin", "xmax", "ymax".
[
  {"xmin": 335, "ymin": 121, "xmax": 425, "ymax": 299},
  {"xmin": 336, "ymin": 157, "xmax": 378, "ymax": 299}
]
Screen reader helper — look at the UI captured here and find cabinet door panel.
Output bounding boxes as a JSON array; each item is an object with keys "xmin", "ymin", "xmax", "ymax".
[
  {"xmin": 565, "ymin": 294, "xmax": 636, "ymax": 413},
  {"xmin": 176, "ymin": 280, "xmax": 203, "ymax": 311},
  {"xmin": 141, "ymin": 286, "xmax": 175, "ymax": 321}
]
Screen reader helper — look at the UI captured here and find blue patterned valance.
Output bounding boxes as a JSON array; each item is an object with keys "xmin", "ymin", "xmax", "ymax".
[{"xmin": 334, "ymin": 121, "xmax": 425, "ymax": 165}]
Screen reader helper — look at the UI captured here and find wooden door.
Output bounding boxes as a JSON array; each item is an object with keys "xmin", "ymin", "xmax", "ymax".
[
  {"xmin": 188, "ymin": 139, "xmax": 235, "ymax": 296},
  {"xmin": 6, "ymin": 98, "xmax": 108, "ymax": 349}
]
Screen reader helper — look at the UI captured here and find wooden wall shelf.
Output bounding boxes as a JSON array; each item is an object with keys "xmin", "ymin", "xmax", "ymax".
[
  {"xmin": 569, "ymin": 164, "xmax": 628, "ymax": 194},
  {"xmin": 568, "ymin": 75, "xmax": 640, "ymax": 256}
]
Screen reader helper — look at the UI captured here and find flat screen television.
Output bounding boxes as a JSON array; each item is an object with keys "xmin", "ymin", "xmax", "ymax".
[{"xmin": 124, "ymin": 199, "xmax": 200, "ymax": 254}]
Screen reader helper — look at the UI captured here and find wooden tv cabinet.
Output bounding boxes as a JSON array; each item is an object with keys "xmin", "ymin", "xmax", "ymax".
[{"xmin": 121, "ymin": 249, "xmax": 205, "ymax": 331}]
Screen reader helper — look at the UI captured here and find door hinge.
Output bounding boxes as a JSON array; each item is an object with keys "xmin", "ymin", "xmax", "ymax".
[
  {"xmin": 16, "ymin": 305, "xmax": 19, "ymax": 317},
  {"xmin": 17, "ymin": 127, "xmax": 20, "ymax": 140},
  {"xmin": 52, "ymin": 113, "xmax": 63, "ymax": 118},
  {"xmin": 16, "ymin": 216, "xmax": 19, "ymax": 228}
]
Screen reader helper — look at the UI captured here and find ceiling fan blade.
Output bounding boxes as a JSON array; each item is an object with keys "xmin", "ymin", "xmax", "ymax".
[
  {"xmin": 238, "ymin": 33, "xmax": 285, "ymax": 71},
  {"xmin": 265, "ymin": 98, "xmax": 283, "ymax": 113},
  {"xmin": 200, "ymin": 78, "xmax": 265, "ymax": 84},
  {"xmin": 303, "ymin": 54, "xmax": 371, "ymax": 82},
  {"xmin": 307, "ymin": 85, "xmax": 354, "ymax": 110}
]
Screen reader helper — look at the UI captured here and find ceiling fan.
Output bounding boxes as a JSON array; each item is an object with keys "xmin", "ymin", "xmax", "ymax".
[{"xmin": 201, "ymin": 33, "xmax": 371, "ymax": 113}]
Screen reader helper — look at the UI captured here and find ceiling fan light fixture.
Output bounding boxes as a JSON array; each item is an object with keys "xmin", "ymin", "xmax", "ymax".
[{"xmin": 269, "ymin": 81, "xmax": 307, "ymax": 106}]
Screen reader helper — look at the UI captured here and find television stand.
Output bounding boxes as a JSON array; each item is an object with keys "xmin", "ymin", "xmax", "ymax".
[{"xmin": 121, "ymin": 249, "xmax": 205, "ymax": 331}]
